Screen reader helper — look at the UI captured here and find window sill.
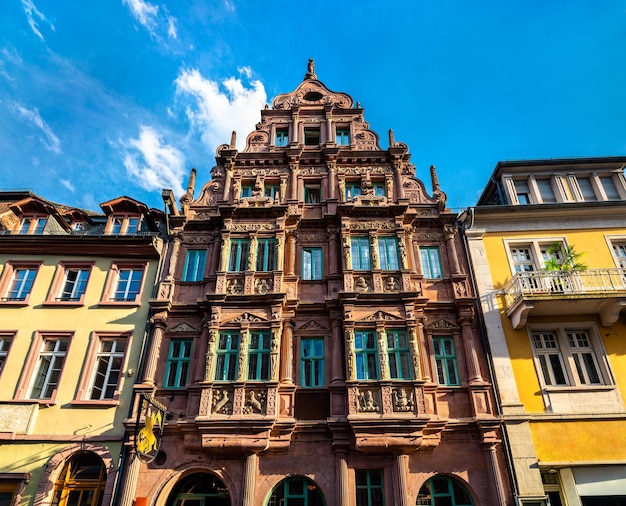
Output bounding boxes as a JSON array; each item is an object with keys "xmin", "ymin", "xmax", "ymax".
[
  {"xmin": 7, "ymin": 398, "xmax": 56, "ymax": 406},
  {"xmin": 543, "ymin": 384, "xmax": 616, "ymax": 393},
  {"xmin": 70, "ymin": 400, "xmax": 120, "ymax": 407},
  {"xmin": 42, "ymin": 300, "xmax": 85, "ymax": 307},
  {"xmin": 98, "ymin": 301, "xmax": 141, "ymax": 307},
  {"xmin": 0, "ymin": 300, "xmax": 29, "ymax": 307}
]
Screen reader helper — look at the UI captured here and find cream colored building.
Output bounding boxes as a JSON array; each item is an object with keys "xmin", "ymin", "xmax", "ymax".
[
  {"xmin": 464, "ymin": 158, "xmax": 626, "ymax": 506},
  {"xmin": 0, "ymin": 192, "xmax": 164, "ymax": 505}
]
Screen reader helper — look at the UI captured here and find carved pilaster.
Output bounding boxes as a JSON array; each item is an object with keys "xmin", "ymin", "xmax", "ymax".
[
  {"xmin": 459, "ymin": 307, "xmax": 483, "ymax": 383},
  {"xmin": 237, "ymin": 329, "xmax": 249, "ymax": 381},
  {"xmin": 205, "ymin": 328, "xmax": 218, "ymax": 381},
  {"xmin": 345, "ymin": 327, "xmax": 356, "ymax": 381},
  {"xmin": 444, "ymin": 225, "xmax": 462, "ymax": 275},
  {"xmin": 219, "ymin": 236, "xmax": 230, "ymax": 272},
  {"xmin": 397, "ymin": 230, "xmax": 408, "ymax": 270},
  {"xmin": 242, "ymin": 453, "xmax": 257, "ymax": 506},
  {"xmin": 416, "ymin": 317, "xmax": 431, "ymax": 382},
  {"xmin": 377, "ymin": 326, "xmax": 389, "ymax": 380},
  {"xmin": 342, "ymin": 234, "xmax": 352, "ymax": 270},
  {"xmin": 408, "ymin": 326, "xmax": 421, "ymax": 380},
  {"xmin": 141, "ymin": 316, "xmax": 167, "ymax": 385},
  {"xmin": 248, "ymin": 235, "xmax": 257, "ymax": 271},
  {"xmin": 370, "ymin": 233, "xmax": 380, "ymax": 270},
  {"xmin": 330, "ymin": 318, "xmax": 344, "ymax": 383},
  {"xmin": 280, "ymin": 320, "xmax": 294, "ymax": 384}
]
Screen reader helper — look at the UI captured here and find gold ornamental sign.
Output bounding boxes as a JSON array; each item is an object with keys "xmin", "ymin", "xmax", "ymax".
[{"xmin": 134, "ymin": 394, "xmax": 167, "ymax": 463}]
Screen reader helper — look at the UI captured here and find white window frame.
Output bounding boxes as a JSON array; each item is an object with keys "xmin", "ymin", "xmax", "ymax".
[
  {"xmin": 605, "ymin": 235, "xmax": 626, "ymax": 269},
  {"xmin": 504, "ymin": 238, "xmax": 567, "ymax": 274},
  {"xmin": 88, "ymin": 337, "xmax": 128, "ymax": 400},
  {"xmin": 528, "ymin": 323, "xmax": 613, "ymax": 390}
]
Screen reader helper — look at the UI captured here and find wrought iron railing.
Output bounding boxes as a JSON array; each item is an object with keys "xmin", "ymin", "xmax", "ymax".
[{"xmin": 504, "ymin": 268, "xmax": 626, "ymax": 308}]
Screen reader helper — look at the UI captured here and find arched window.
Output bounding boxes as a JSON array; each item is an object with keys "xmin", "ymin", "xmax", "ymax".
[
  {"xmin": 167, "ymin": 473, "xmax": 230, "ymax": 506},
  {"xmin": 52, "ymin": 452, "xmax": 105, "ymax": 506},
  {"xmin": 267, "ymin": 476, "xmax": 326, "ymax": 506},
  {"xmin": 416, "ymin": 475, "xmax": 474, "ymax": 506}
]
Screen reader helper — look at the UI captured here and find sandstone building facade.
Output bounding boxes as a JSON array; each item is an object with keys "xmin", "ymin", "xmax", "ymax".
[{"xmin": 121, "ymin": 63, "xmax": 512, "ymax": 506}]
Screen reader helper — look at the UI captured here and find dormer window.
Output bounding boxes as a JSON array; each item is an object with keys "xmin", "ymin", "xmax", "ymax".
[
  {"xmin": 72, "ymin": 221, "xmax": 85, "ymax": 232},
  {"xmin": 336, "ymin": 127, "xmax": 350, "ymax": 146},
  {"xmin": 17, "ymin": 216, "xmax": 47, "ymax": 235},
  {"xmin": 304, "ymin": 128, "xmax": 320, "ymax": 146},
  {"xmin": 275, "ymin": 128, "xmax": 289, "ymax": 147},
  {"xmin": 106, "ymin": 215, "xmax": 140, "ymax": 235}
]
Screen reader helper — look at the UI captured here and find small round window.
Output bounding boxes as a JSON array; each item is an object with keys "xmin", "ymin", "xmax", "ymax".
[{"xmin": 303, "ymin": 91, "xmax": 323, "ymax": 101}]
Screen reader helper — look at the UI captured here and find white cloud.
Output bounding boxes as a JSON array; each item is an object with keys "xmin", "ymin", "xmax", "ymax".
[
  {"xmin": 123, "ymin": 0, "xmax": 177, "ymax": 40},
  {"xmin": 21, "ymin": 0, "xmax": 55, "ymax": 41},
  {"xmin": 123, "ymin": 0, "xmax": 159, "ymax": 31},
  {"xmin": 60, "ymin": 179, "xmax": 75, "ymax": 192},
  {"xmin": 238, "ymin": 66, "xmax": 252, "ymax": 79},
  {"xmin": 167, "ymin": 16, "xmax": 177, "ymax": 39},
  {"xmin": 123, "ymin": 125, "xmax": 186, "ymax": 198},
  {"xmin": 12, "ymin": 103, "xmax": 61, "ymax": 153},
  {"xmin": 175, "ymin": 68, "xmax": 267, "ymax": 153}
]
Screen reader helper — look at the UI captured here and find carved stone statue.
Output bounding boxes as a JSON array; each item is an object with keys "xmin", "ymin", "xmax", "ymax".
[{"xmin": 358, "ymin": 389, "xmax": 379, "ymax": 412}]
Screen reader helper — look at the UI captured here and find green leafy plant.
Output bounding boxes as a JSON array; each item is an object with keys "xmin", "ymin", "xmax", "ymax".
[{"xmin": 543, "ymin": 242, "xmax": 587, "ymax": 271}]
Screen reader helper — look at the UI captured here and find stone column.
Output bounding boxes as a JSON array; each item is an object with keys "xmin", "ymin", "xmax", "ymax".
[
  {"xmin": 280, "ymin": 320, "xmax": 294, "ymax": 384},
  {"xmin": 408, "ymin": 326, "xmax": 421, "ymax": 380},
  {"xmin": 248, "ymin": 235, "xmax": 257, "ymax": 271},
  {"xmin": 193, "ymin": 319, "xmax": 210, "ymax": 383},
  {"xmin": 336, "ymin": 452, "xmax": 349, "ymax": 506},
  {"xmin": 270, "ymin": 325, "xmax": 282, "ymax": 382},
  {"xmin": 329, "ymin": 229, "xmax": 339, "ymax": 275},
  {"xmin": 345, "ymin": 327, "xmax": 356, "ymax": 381},
  {"xmin": 276, "ymin": 234, "xmax": 285, "ymax": 272},
  {"xmin": 204, "ymin": 327, "xmax": 218, "ymax": 381},
  {"xmin": 394, "ymin": 454, "xmax": 410, "ymax": 506},
  {"xmin": 411, "ymin": 233, "xmax": 421, "ymax": 275},
  {"xmin": 416, "ymin": 317, "xmax": 431, "ymax": 382},
  {"xmin": 237, "ymin": 328, "xmax": 249, "ymax": 382},
  {"xmin": 289, "ymin": 163, "xmax": 299, "ymax": 201},
  {"xmin": 342, "ymin": 234, "xmax": 352, "ymax": 270},
  {"xmin": 242, "ymin": 453, "xmax": 258, "ymax": 506},
  {"xmin": 393, "ymin": 161, "xmax": 405, "ymax": 200},
  {"xmin": 166, "ymin": 234, "xmax": 182, "ymax": 280},
  {"xmin": 370, "ymin": 233, "xmax": 379, "ymax": 270},
  {"xmin": 397, "ymin": 231, "xmax": 408, "ymax": 270},
  {"xmin": 484, "ymin": 443, "xmax": 508, "ymax": 506},
  {"xmin": 327, "ymin": 162, "xmax": 337, "ymax": 200},
  {"xmin": 141, "ymin": 316, "xmax": 167, "ymax": 385},
  {"xmin": 286, "ymin": 232, "xmax": 296, "ymax": 276},
  {"xmin": 330, "ymin": 318, "xmax": 344, "ymax": 384},
  {"xmin": 209, "ymin": 232, "xmax": 221, "ymax": 275},
  {"xmin": 219, "ymin": 236, "xmax": 230, "ymax": 272},
  {"xmin": 444, "ymin": 225, "xmax": 462, "ymax": 275},
  {"xmin": 222, "ymin": 163, "xmax": 233, "ymax": 201},
  {"xmin": 459, "ymin": 308, "xmax": 483, "ymax": 383},
  {"xmin": 117, "ymin": 452, "xmax": 140, "ymax": 506},
  {"xmin": 376, "ymin": 325, "xmax": 389, "ymax": 380}
]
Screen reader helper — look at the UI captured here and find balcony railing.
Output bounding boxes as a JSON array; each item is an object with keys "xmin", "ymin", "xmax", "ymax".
[{"xmin": 504, "ymin": 268, "xmax": 626, "ymax": 308}]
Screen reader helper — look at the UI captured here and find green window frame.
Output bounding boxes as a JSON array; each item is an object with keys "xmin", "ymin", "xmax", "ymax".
[
  {"xmin": 386, "ymin": 330, "xmax": 411, "ymax": 380},
  {"xmin": 164, "ymin": 339, "xmax": 192, "ymax": 388},
  {"xmin": 420, "ymin": 246, "xmax": 443, "ymax": 279},
  {"xmin": 240, "ymin": 184, "xmax": 253, "ymax": 198},
  {"xmin": 336, "ymin": 127, "xmax": 350, "ymax": 146},
  {"xmin": 372, "ymin": 182, "xmax": 386, "ymax": 197},
  {"xmin": 264, "ymin": 183, "xmax": 280, "ymax": 199},
  {"xmin": 351, "ymin": 237, "xmax": 371, "ymax": 271},
  {"xmin": 275, "ymin": 128, "xmax": 289, "ymax": 147},
  {"xmin": 378, "ymin": 237, "xmax": 399, "ymax": 270},
  {"xmin": 256, "ymin": 239, "xmax": 276, "ymax": 272},
  {"xmin": 416, "ymin": 475, "xmax": 474, "ymax": 506},
  {"xmin": 345, "ymin": 182, "xmax": 362, "ymax": 200},
  {"xmin": 355, "ymin": 469, "xmax": 385, "ymax": 506},
  {"xmin": 301, "ymin": 337, "xmax": 324, "ymax": 387},
  {"xmin": 267, "ymin": 476, "xmax": 326, "ymax": 506},
  {"xmin": 433, "ymin": 336, "xmax": 460, "ymax": 386},
  {"xmin": 302, "ymin": 247, "xmax": 323, "ymax": 280},
  {"xmin": 248, "ymin": 331, "xmax": 271, "ymax": 381},
  {"xmin": 228, "ymin": 239, "xmax": 250, "ymax": 272},
  {"xmin": 215, "ymin": 332, "xmax": 240, "ymax": 381},
  {"xmin": 182, "ymin": 249, "xmax": 207, "ymax": 282},
  {"xmin": 355, "ymin": 331, "xmax": 378, "ymax": 380}
]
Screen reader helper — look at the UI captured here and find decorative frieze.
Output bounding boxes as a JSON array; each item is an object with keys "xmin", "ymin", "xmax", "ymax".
[{"xmin": 357, "ymin": 388, "xmax": 380, "ymax": 412}]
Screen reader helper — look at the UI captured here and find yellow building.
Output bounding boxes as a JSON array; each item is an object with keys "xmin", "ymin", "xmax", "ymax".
[
  {"xmin": 0, "ymin": 192, "xmax": 164, "ymax": 505},
  {"xmin": 464, "ymin": 158, "xmax": 626, "ymax": 506}
]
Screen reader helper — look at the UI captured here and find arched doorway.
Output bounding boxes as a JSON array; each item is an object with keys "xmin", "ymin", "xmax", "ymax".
[
  {"xmin": 416, "ymin": 475, "xmax": 474, "ymax": 506},
  {"xmin": 266, "ymin": 476, "xmax": 326, "ymax": 506},
  {"xmin": 51, "ymin": 452, "xmax": 106, "ymax": 506},
  {"xmin": 166, "ymin": 473, "xmax": 230, "ymax": 506}
]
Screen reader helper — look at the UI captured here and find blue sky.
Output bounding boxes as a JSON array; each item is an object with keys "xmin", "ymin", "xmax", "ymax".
[{"xmin": 1, "ymin": 1, "xmax": 625, "ymax": 212}]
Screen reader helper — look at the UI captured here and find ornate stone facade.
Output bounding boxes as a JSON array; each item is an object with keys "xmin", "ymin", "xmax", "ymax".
[{"xmin": 124, "ymin": 62, "xmax": 512, "ymax": 506}]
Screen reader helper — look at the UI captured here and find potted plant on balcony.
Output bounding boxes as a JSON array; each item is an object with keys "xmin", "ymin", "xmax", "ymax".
[{"xmin": 543, "ymin": 242, "xmax": 587, "ymax": 292}]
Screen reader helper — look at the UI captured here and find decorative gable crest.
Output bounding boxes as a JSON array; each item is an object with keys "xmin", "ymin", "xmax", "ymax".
[
  {"xmin": 359, "ymin": 310, "xmax": 404, "ymax": 323},
  {"xmin": 224, "ymin": 312, "xmax": 268, "ymax": 325},
  {"xmin": 297, "ymin": 320, "xmax": 329, "ymax": 331},
  {"xmin": 168, "ymin": 322, "xmax": 200, "ymax": 333},
  {"xmin": 426, "ymin": 318, "xmax": 458, "ymax": 330}
]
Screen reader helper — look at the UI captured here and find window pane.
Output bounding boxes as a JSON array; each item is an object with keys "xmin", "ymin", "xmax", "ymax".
[
  {"xmin": 577, "ymin": 177, "xmax": 596, "ymax": 201},
  {"xmin": 600, "ymin": 176, "xmax": 620, "ymax": 199},
  {"xmin": 536, "ymin": 178, "xmax": 556, "ymax": 203}
]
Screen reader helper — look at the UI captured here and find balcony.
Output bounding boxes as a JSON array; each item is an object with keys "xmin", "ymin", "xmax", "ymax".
[{"xmin": 503, "ymin": 268, "xmax": 626, "ymax": 328}]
